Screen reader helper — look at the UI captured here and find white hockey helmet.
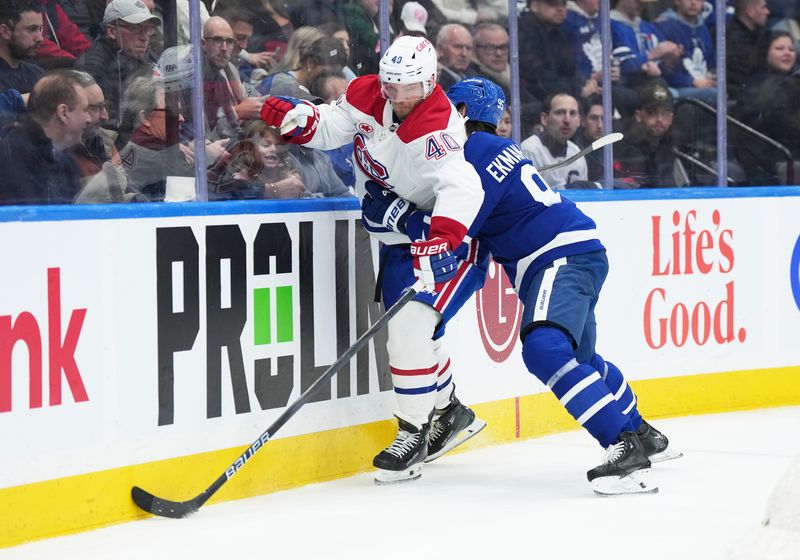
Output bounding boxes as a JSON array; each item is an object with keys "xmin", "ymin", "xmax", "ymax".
[{"xmin": 379, "ymin": 35, "xmax": 438, "ymax": 98}]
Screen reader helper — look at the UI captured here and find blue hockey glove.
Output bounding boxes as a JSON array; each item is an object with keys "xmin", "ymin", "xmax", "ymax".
[
  {"xmin": 361, "ymin": 181, "xmax": 416, "ymax": 234},
  {"xmin": 259, "ymin": 96, "xmax": 319, "ymax": 144},
  {"xmin": 410, "ymin": 237, "xmax": 459, "ymax": 293}
]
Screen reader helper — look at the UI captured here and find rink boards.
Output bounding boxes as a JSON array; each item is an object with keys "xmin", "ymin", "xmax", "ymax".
[{"xmin": 1, "ymin": 188, "xmax": 800, "ymax": 547}]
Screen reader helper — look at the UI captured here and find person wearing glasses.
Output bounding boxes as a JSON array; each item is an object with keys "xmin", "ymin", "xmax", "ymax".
[
  {"xmin": 471, "ymin": 22, "xmax": 542, "ymax": 137},
  {"xmin": 77, "ymin": 0, "xmax": 160, "ymax": 126},
  {"xmin": 202, "ymin": 15, "xmax": 248, "ymax": 135},
  {"xmin": 471, "ymin": 23, "xmax": 510, "ymax": 90},
  {"xmin": 64, "ymin": 70, "xmax": 118, "ymax": 183}
]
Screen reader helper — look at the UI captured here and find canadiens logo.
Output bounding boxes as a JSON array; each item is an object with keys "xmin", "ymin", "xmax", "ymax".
[
  {"xmin": 353, "ymin": 133, "xmax": 389, "ymax": 187},
  {"xmin": 357, "ymin": 122, "xmax": 374, "ymax": 134}
]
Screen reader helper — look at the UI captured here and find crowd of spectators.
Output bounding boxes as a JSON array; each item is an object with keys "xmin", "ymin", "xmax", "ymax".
[{"xmin": 0, "ymin": 0, "xmax": 798, "ymax": 205}]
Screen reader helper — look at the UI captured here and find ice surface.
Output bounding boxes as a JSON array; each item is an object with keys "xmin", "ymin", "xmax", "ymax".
[{"xmin": 5, "ymin": 407, "xmax": 800, "ymax": 560}]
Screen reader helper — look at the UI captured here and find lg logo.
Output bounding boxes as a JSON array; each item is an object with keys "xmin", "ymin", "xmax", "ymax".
[{"xmin": 475, "ymin": 260, "xmax": 522, "ymax": 363}]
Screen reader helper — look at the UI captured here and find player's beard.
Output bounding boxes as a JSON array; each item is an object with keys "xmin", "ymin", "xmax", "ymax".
[{"xmin": 9, "ymin": 38, "xmax": 38, "ymax": 60}]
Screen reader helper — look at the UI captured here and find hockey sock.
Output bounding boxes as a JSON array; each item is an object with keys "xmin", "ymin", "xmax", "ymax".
[
  {"xmin": 522, "ymin": 326, "xmax": 629, "ymax": 448},
  {"xmin": 386, "ymin": 301, "xmax": 440, "ymax": 425},
  {"xmin": 588, "ymin": 353, "xmax": 643, "ymax": 430},
  {"xmin": 432, "ymin": 338, "xmax": 454, "ymax": 410}
]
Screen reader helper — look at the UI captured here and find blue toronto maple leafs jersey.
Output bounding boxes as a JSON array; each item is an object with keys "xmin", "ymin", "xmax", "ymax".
[{"xmin": 408, "ymin": 132, "xmax": 605, "ymax": 300}]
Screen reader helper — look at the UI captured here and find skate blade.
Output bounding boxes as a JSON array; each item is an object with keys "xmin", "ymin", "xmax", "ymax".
[
  {"xmin": 424, "ymin": 418, "xmax": 487, "ymax": 463},
  {"xmin": 650, "ymin": 447, "xmax": 684, "ymax": 464},
  {"xmin": 591, "ymin": 469, "xmax": 659, "ymax": 496},
  {"xmin": 374, "ymin": 464, "xmax": 423, "ymax": 485}
]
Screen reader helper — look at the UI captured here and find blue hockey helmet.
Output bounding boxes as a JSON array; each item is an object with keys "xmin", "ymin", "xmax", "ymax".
[{"xmin": 446, "ymin": 77, "xmax": 506, "ymax": 127}]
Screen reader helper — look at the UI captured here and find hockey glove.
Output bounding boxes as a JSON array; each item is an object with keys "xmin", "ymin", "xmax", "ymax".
[
  {"xmin": 361, "ymin": 181, "xmax": 416, "ymax": 234},
  {"xmin": 259, "ymin": 96, "xmax": 319, "ymax": 144},
  {"xmin": 410, "ymin": 237, "xmax": 459, "ymax": 293}
]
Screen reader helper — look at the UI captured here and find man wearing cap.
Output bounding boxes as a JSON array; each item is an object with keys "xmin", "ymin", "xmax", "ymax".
[
  {"xmin": 614, "ymin": 81, "xmax": 677, "ymax": 188},
  {"xmin": 77, "ymin": 0, "xmax": 160, "ymax": 125}
]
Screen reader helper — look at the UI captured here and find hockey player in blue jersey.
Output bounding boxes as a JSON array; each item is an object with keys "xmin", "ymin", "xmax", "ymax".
[{"xmin": 361, "ymin": 77, "xmax": 682, "ymax": 495}]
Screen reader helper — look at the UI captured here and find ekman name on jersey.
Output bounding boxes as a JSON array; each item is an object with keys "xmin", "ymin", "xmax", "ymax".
[{"xmin": 485, "ymin": 144, "xmax": 525, "ymax": 183}]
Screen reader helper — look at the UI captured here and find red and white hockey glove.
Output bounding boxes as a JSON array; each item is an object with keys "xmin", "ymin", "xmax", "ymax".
[
  {"xmin": 410, "ymin": 237, "xmax": 459, "ymax": 293},
  {"xmin": 259, "ymin": 96, "xmax": 319, "ymax": 144}
]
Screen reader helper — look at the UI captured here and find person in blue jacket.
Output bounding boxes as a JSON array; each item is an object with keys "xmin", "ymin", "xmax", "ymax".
[{"xmin": 656, "ymin": 0, "xmax": 717, "ymax": 103}]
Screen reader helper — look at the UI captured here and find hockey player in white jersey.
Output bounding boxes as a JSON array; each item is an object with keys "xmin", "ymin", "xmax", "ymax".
[
  {"xmin": 259, "ymin": 36, "xmax": 487, "ymax": 484},
  {"xmin": 361, "ymin": 77, "xmax": 682, "ymax": 495}
]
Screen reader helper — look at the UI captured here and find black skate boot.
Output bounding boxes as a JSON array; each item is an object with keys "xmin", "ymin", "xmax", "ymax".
[
  {"xmin": 424, "ymin": 393, "xmax": 487, "ymax": 463},
  {"xmin": 637, "ymin": 420, "xmax": 683, "ymax": 463},
  {"xmin": 587, "ymin": 431, "xmax": 658, "ymax": 496},
  {"xmin": 373, "ymin": 416, "xmax": 429, "ymax": 484}
]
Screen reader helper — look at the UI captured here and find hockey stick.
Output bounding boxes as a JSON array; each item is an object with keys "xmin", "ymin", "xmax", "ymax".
[
  {"xmin": 537, "ymin": 132, "xmax": 623, "ymax": 172},
  {"xmin": 132, "ymin": 279, "xmax": 425, "ymax": 519}
]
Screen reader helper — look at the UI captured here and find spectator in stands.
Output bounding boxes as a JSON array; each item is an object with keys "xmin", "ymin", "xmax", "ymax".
[
  {"xmin": 201, "ymin": 16, "xmax": 261, "ymax": 135},
  {"xmin": 496, "ymin": 108, "xmax": 512, "ymax": 138},
  {"xmin": 726, "ymin": 0, "xmax": 770, "ymax": 98},
  {"xmin": 0, "ymin": 70, "xmax": 90, "ymax": 205},
  {"xmin": 519, "ymin": 0, "xmax": 586, "ymax": 101},
  {"xmin": 614, "ymin": 81, "xmax": 678, "ymax": 188},
  {"xmin": 399, "ymin": 1, "xmax": 429, "ymax": 36},
  {"xmin": 0, "ymin": 0, "xmax": 45, "ymax": 95},
  {"xmin": 216, "ymin": 119, "xmax": 305, "ymax": 199},
  {"xmin": 77, "ymin": 0, "xmax": 161, "ymax": 124},
  {"xmin": 65, "ymin": 70, "xmax": 116, "ymax": 182},
  {"xmin": 657, "ymin": 0, "xmax": 717, "ymax": 103},
  {"xmin": 435, "ymin": 23, "xmax": 478, "ymax": 91},
  {"xmin": 563, "ymin": 0, "xmax": 602, "ymax": 85},
  {"xmin": 214, "ymin": 5, "xmax": 278, "ymax": 87},
  {"xmin": 288, "ymin": 0, "xmax": 344, "ymax": 29},
  {"xmin": 258, "ymin": 25, "xmax": 324, "ymax": 88},
  {"xmin": 0, "ymin": 88, "xmax": 26, "ymax": 128},
  {"xmin": 521, "ymin": 92, "xmax": 588, "ymax": 189},
  {"xmin": 573, "ymin": 93, "xmax": 605, "ymax": 181},
  {"xmin": 610, "ymin": 0, "xmax": 682, "ymax": 90},
  {"xmin": 249, "ymin": 0, "xmax": 294, "ymax": 61},
  {"xmin": 472, "ymin": 22, "xmax": 542, "ymax": 136},
  {"xmin": 59, "ymin": 0, "xmax": 93, "ymax": 39},
  {"xmin": 113, "ymin": 75, "xmax": 193, "ymax": 201},
  {"xmin": 257, "ymin": 35, "xmax": 344, "ymax": 101},
  {"xmin": 288, "ymin": 142, "xmax": 353, "ymax": 197},
  {"xmin": 309, "ymin": 69, "xmax": 348, "ymax": 102},
  {"xmin": 430, "ymin": 0, "xmax": 503, "ymax": 27},
  {"xmin": 342, "ymin": 0, "xmax": 394, "ymax": 74},
  {"xmin": 472, "ymin": 23, "xmax": 511, "ymax": 90},
  {"xmin": 736, "ymin": 30, "xmax": 800, "ymax": 184},
  {"xmin": 318, "ymin": 21, "xmax": 358, "ymax": 81},
  {"xmin": 34, "ymin": 0, "xmax": 91, "ymax": 68}
]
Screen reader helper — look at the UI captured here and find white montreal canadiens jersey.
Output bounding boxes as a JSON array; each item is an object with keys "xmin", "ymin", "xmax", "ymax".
[{"xmin": 303, "ymin": 75, "xmax": 484, "ymax": 248}]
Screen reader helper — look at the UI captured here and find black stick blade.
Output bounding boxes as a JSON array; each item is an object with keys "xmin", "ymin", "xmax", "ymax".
[{"xmin": 131, "ymin": 486, "xmax": 200, "ymax": 519}]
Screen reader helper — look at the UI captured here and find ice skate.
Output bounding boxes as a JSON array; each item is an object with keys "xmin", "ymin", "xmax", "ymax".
[
  {"xmin": 373, "ymin": 416, "xmax": 429, "ymax": 484},
  {"xmin": 637, "ymin": 420, "xmax": 683, "ymax": 463},
  {"xmin": 424, "ymin": 393, "xmax": 486, "ymax": 463},
  {"xmin": 587, "ymin": 431, "xmax": 658, "ymax": 496}
]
